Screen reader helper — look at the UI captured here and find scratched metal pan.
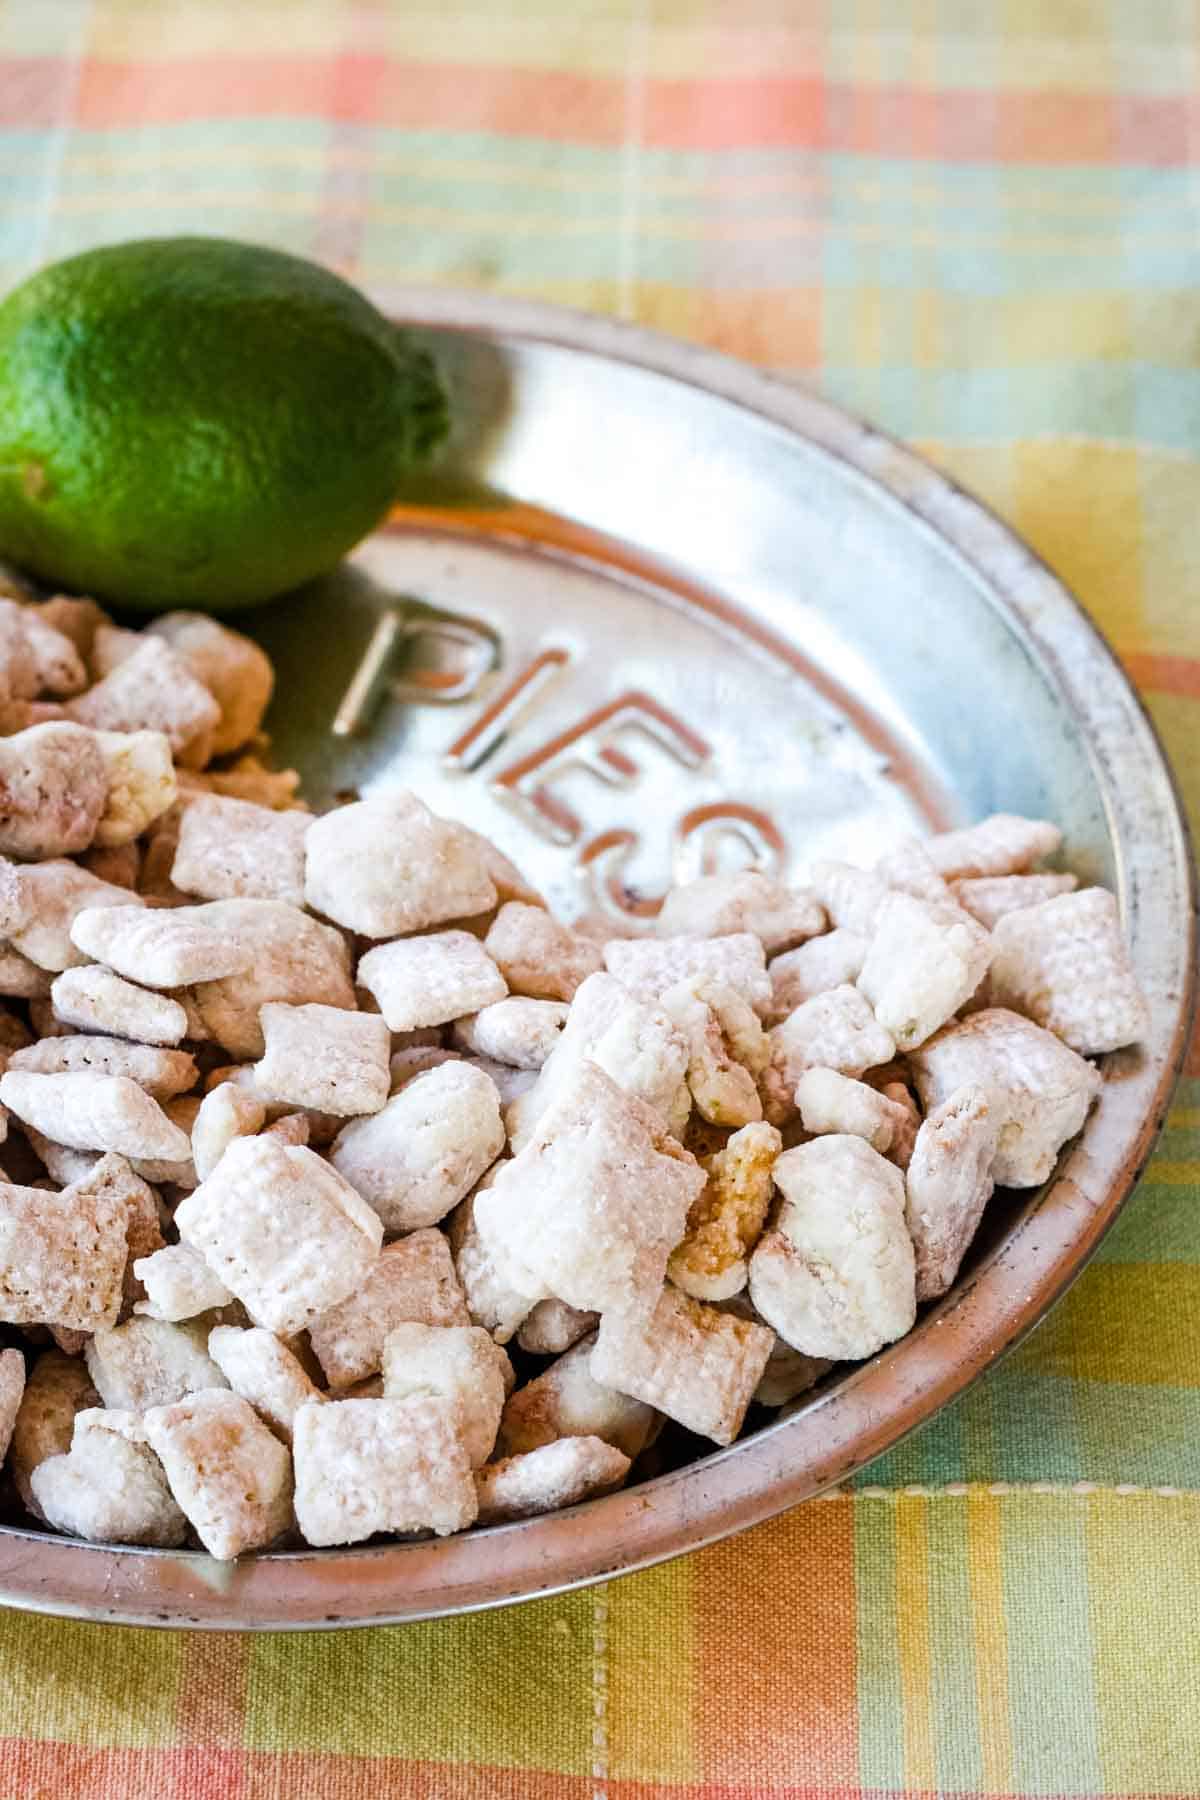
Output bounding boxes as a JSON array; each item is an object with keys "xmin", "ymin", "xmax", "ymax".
[{"xmin": 0, "ymin": 292, "xmax": 1192, "ymax": 1628}]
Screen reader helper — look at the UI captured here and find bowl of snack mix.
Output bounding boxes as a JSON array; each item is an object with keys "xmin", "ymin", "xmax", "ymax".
[{"xmin": 0, "ymin": 290, "xmax": 1190, "ymax": 1628}]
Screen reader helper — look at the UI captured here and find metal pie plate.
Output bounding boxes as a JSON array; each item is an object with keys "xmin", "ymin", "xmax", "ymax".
[{"xmin": 0, "ymin": 293, "xmax": 1192, "ymax": 1628}]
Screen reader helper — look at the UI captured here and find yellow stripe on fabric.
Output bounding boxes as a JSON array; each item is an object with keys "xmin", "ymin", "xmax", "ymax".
[
  {"xmin": 894, "ymin": 1494, "xmax": 936, "ymax": 1791},
  {"xmin": 0, "ymin": 1612, "xmax": 183, "ymax": 1748},
  {"xmin": 930, "ymin": 437, "xmax": 1200, "ymax": 666},
  {"xmin": 1016, "ymin": 1264, "xmax": 1200, "ymax": 1388},
  {"xmin": 966, "ymin": 1487, "xmax": 1013, "ymax": 1792},
  {"xmin": 1145, "ymin": 693, "xmax": 1200, "ymax": 815},
  {"xmin": 245, "ymin": 1591, "xmax": 595, "ymax": 1770},
  {"xmin": 1086, "ymin": 1492, "xmax": 1200, "ymax": 1791},
  {"xmin": 605, "ymin": 1551, "xmax": 694, "ymax": 1784}
]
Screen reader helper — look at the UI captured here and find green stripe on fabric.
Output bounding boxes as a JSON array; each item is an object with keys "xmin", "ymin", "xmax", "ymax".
[
  {"xmin": 926, "ymin": 1498, "xmax": 984, "ymax": 1794},
  {"xmin": 854, "ymin": 1495, "xmax": 904, "ymax": 1788},
  {"xmin": 1002, "ymin": 1492, "xmax": 1103, "ymax": 1795}
]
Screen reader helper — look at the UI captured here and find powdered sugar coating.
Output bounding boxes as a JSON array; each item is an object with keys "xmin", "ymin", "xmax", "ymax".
[
  {"xmin": 591, "ymin": 1284, "xmax": 774, "ymax": 1446},
  {"xmin": 293, "ymin": 1394, "xmax": 477, "ymax": 1545},
  {"xmin": 329, "ymin": 1061, "xmax": 504, "ymax": 1234},
  {"xmin": 358, "ymin": 931, "xmax": 507, "ymax": 1032}
]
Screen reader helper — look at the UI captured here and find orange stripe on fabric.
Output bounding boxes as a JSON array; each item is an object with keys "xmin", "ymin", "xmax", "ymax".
[
  {"xmin": 58, "ymin": 56, "xmax": 1200, "ymax": 163},
  {"xmin": 72, "ymin": 55, "xmax": 625, "ymax": 137},
  {"xmin": 1120, "ymin": 650, "xmax": 1200, "ymax": 698},
  {"xmin": 693, "ymin": 1501, "xmax": 858, "ymax": 1786},
  {"xmin": 243, "ymin": 1755, "xmax": 592, "ymax": 1798}
]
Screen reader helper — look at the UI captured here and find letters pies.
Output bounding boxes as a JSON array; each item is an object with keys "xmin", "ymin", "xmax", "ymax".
[{"xmin": 0, "ymin": 597, "xmax": 1148, "ymax": 1557}]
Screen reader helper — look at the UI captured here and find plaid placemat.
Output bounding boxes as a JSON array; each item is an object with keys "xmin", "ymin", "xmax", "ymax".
[{"xmin": 1, "ymin": 1, "xmax": 1198, "ymax": 1793}]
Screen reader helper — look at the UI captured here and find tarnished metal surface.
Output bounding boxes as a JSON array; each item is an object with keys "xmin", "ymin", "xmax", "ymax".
[{"xmin": 0, "ymin": 291, "xmax": 1191, "ymax": 1626}]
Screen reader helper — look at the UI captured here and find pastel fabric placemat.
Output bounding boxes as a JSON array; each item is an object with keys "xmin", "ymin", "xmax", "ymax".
[{"xmin": 1, "ymin": 1, "xmax": 1199, "ymax": 1793}]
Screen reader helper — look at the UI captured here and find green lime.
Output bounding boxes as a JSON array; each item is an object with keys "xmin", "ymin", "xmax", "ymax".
[{"xmin": 0, "ymin": 237, "xmax": 448, "ymax": 612}]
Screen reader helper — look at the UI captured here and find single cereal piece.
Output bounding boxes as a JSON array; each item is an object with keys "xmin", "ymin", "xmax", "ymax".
[
  {"xmin": 908, "ymin": 1007, "xmax": 1103, "ymax": 1188},
  {"xmin": 0, "ymin": 1173, "xmax": 137, "ymax": 1330},
  {"xmin": 359, "ymin": 932, "xmax": 507, "ymax": 1032},
  {"xmin": 148, "ymin": 613, "xmax": 274, "ymax": 756},
  {"xmin": 660, "ymin": 977, "xmax": 766, "ymax": 1127},
  {"xmin": 381, "ymin": 1321, "xmax": 511, "ymax": 1466},
  {"xmin": 9, "ymin": 1037, "xmax": 196, "ymax": 1099},
  {"xmin": 91, "ymin": 729, "xmax": 178, "ymax": 847},
  {"xmin": 309, "ymin": 1230, "xmax": 470, "ymax": 1389},
  {"xmin": 0, "ymin": 856, "xmax": 143, "ymax": 972},
  {"xmin": 191, "ymin": 1082, "xmax": 267, "ymax": 1181},
  {"xmin": 474, "ymin": 1061, "xmax": 706, "ymax": 1317},
  {"xmin": 68, "ymin": 637, "xmax": 221, "ymax": 756},
  {"xmin": 497, "ymin": 1333, "xmax": 657, "ymax": 1461},
  {"xmin": 793, "ymin": 1067, "xmax": 911, "ymax": 1154},
  {"xmin": 516, "ymin": 1298, "xmax": 599, "ymax": 1357},
  {"xmin": 189, "ymin": 899, "xmax": 356, "ymax": 1059},
  {"xmin": 880, "ymin": 1080, "xmax": 921, "ymax": 1171},
  {"xmin": 451, "ymin": 998, "xmax": 568, "ymax": 1069},
  {"xmin": 85, "ymin": 1316, "xmax": 228, "ymax": 1411},
  {"xmin": 505, "ymin": 972, "xmax": 690, "ymax": 1153},
  {"xmin": 474, "ymin": 1435, "xmax": 631, "ymax": 1524},
  {"xmin": 31, "ymin": 1409, "xmax": 188, "ymax": 1547},
  {"xmin": 293, "ymin": 1394, "xmax": 477, "ymax": 1546},
  {"xmin": 38, "ymin": 595, "xmax": 109, "ymax": 663},
  {"xmin": 305, "ymin": 789, "xmax": 496, "ymax": 937},
  {"xmin": 858, "ymin": 892, "xmax": 993, "ymax": 1052},
  {"xmin": 0, "ymin": 1347, "xmax": 25, "ymax": 1464},
  {"xmin": 656, "ymin": 871, "xmax": 827, "ymax": 953},
  {"xmin": 485, "ymin": 902, "xmax": 603, "ymax": 1002},
  {"xmin": 61, "ymin": 1151, "xmax": 165, "ymax": 1319},
  {"xmin": 208, "ymin": 1324, "xmax": 325, "ymax": 1444},
  {"xmin": 171, "ymin": 793, "xmax": 310, "ymax": 905},
  {"xmin": 766, "ymin": 930, "xmax": 870, "ymax": 1024},
  {"xmin": 952, "ymin": 871, "xmax": 1079, "ymax": 929},
  {"xmin": 604, "ymin": 932, "xmax": 772, "ymax": 1017},
  {"xmin": 591, "ymin": 1284, "xmax": 774, "ymax": 1446},
  {"xmin": 252, "ymin": 1002, "xmax": 390, "ymax": 1117},
  {"xmin": 446, "ymin": 1187, "xmax": 534, "ymax": 1345},
  {"xmin": 0, "ymin": 945, "xmax": 51, "ymax": 997},
  {"xmin": 175, "ymin": 1135, "xmax": 382, "ymax": 1336},
  {"xmin": 987, "ymin": 887, "xmax": 1148, "ymax": 1055},
  {"xmin": 748, "ymin": 1135, "xmax": 916, "ymax": 1359},
  {"xmin": 51, "ymin": 966, "xmax": 189, "ymax": 1046},
  {"xmin": 329, "ymin": 1061, "xmax": 504, "ymax": 1234},
  {"xmin": 807, "ymin": 862, "xmax": 890, "ymax": 936},
  {"xmin": 144, "ymin": 1389, "xmax": 293, "ymax": 1559},
  {"xmin": 875, "ymin": 837, "xmax": 952, "ymax": 903},
  {"xmin": 905, "ymin": 1084, "xmax": 1000, "ymax": 1300},
  {"xmin": 70, "ymin": 902, "xmax": 257, "ymax": 987},
  {"xmin": 20, "ymin": 607, "xmax": 88, "ymax": 696},
  {"xmin": 925, "ymin": 813, "xmax": 1062, "ymax": 880},
  {"xmin": 766, "ymin": 986, "xmax": 895, "ymax": 1121},
  {"xmin": 0, "ymin": 1069, "xmax": 191, "ymax": 1160},
  {"xmin": 134, "ymin": 1243, "xmax": 234, "ymax": 1321},
  {"xmin": 0, "ymin": 722, "xmax": 108, "ymax": 858},
  {"xmin": 667, "ymin": 1119, "xmax": 782, "ymax": 1302},
  {"xmin": 10, "ymin": 1350, "xmax": 98, "ymax": 1512}
]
